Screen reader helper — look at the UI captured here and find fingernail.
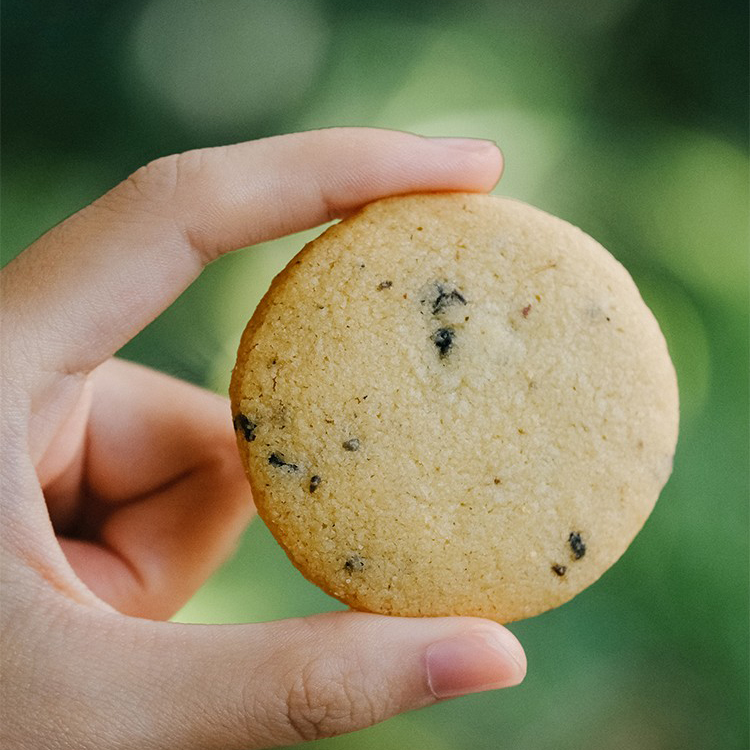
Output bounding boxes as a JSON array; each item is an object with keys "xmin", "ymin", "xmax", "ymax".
[
  {"xmin": 426, "ymin": 628, "xmax": 527, "ymax": 699},
  {"xmin": 428, "ymin": 136, "xmax": 498, "ymax": 152}
]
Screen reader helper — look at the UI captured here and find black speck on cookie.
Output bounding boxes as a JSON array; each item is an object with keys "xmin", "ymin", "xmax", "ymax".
[
  {"xmin": 268, "ymin": 452, "xmax": 298, "ymax": 471},
  {"xmin": 344, "ymin": 554, "xmax": 366, "ymax": 572},
  {"xmin": 569, "ymin": 532, "xmax": 586, "ymax": 559},
  {"xmin": 432, "ymin": 327, "xmax": 456, "ymax": 357},
  {"xmin": 233, "ymin": 413, "xmax": 257, "ymax": 442}
]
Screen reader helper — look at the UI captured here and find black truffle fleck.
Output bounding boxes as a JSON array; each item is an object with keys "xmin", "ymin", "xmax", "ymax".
[
  {"xmin": 569, "ymin": 532, "xmax": 586, "ymax": 560},
  {"xmin": 377, "ymin": 280, "xmax": 393, "ymax": 290},
  {"xmin": 552, "ymin": 564, "xmax": 567, "ymax": 577},
  {"xmin": 343, "ymin": 438, "xmax": 360, "ymax": 452},
  {"xmin": 309, "ymin": 475, "xmax": 321, "ymax": 493},
  {"xmin": 233, "ymin": 414, "xmax": 257, "ymax": 442},
  {"xmin": 268, "ymin": 453, "xmax": 298, "ymax": 471},
  {"xmin": 432, "ymin": 327, "xmax": 456, "ymax": 357},
  {"xmin": 344, "ymin": 554, "xmax": 366, "ymax": 572},
  {"xmin": 431, "ymin": 283, "xmax": 467, "ymax": 315}
]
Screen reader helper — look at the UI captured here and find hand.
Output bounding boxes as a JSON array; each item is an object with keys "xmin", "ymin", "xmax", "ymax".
[{"xmin": 1, "ymin": 128, "xmax": 526, "ymax": 749}]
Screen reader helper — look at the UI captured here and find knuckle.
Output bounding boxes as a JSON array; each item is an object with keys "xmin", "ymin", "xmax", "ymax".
[
  {"xmin": 280, "ymin": 656, "xmax": 379, "ymax": 742},
  {"xmin": 122, "ymin": 149, "xmax": 221, "ymax": 263},
  {"xmin": 93, "ymin": 147, "xmax": 221, "ymax": 264},
  {"xmin": 108, "ymin": 148, "xmax": 210, "ymax": 210},
  {"xmin": 126, "ymin": 152, "xmax": 191, "ymax": 202},
  {"xmin": 125, "ymin": 159, "xmax": 173, "ymax": 202}
]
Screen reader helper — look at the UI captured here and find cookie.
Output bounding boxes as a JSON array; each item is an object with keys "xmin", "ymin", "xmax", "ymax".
[{"xmin": 229, "ymin": 193, "xmax": 679, "ymax": 622}]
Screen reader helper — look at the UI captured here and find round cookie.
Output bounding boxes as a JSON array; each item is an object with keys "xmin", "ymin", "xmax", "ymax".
[{"xmin": 230, "ymin": 193, "xmax": 679, "ymax": 623}]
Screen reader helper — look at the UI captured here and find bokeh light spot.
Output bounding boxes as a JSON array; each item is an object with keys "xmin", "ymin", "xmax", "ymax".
[
  {"xmin": 631, "ymin": 131, "xmax": 748, "ymax": 306},
  {"xmin": 129, "ymin": 0, "xmax": 329, "ymax": 134}
]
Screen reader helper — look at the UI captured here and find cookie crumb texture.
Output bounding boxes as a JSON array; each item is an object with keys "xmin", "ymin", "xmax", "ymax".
[{"xmin": 230, "ymin": 194, "xmax": 679, "ymax": 623}]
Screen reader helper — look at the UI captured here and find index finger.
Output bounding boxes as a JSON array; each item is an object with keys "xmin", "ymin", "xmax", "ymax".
[{"xmin": 1, "ymin": 128, "xmax": 502, "ymax": 381}]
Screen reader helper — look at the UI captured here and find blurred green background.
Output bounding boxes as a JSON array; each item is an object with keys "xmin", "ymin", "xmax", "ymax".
[{"xmin": 2, "ymin": 1, "xmax": 748, "ymax": 748}]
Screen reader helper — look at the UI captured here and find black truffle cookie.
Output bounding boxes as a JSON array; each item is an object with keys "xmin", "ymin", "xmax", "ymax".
[{"xmin": 229, "ymin": 193, "xmax": 679, "ymax": 622}]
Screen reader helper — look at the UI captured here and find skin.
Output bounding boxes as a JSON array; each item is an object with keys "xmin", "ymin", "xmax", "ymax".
[{"xmin": 0, "ymin": 128, "xmax": 526, "ymax": 750}]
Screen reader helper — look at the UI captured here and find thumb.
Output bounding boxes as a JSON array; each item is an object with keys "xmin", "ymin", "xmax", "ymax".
[
  {"xmin": 2, "ymin": 128, "xmax": 502, "ymax": 383},
  {"xmin": 136, "ymin": 611, "xmax": 526, "ymax": 748}
]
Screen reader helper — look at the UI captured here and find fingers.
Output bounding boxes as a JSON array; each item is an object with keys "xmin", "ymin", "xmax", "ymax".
[
  {"xmin": 52, "ymin": 358, "xmax": 253, "ymax": 619},
  {"xmin": 92, "ymin": 612, "xmax": 524, "ymax": 749},
  {"xmin": 2, "ymin": 128, "xmax": 502, "ymax": 383}
]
